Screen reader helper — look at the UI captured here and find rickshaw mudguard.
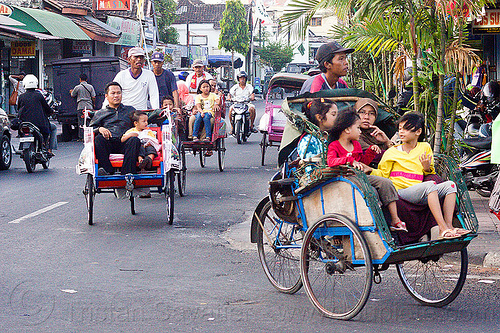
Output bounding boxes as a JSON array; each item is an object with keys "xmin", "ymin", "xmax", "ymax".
[{"xmin": 250, "ymin": 196, "xmax": 271, "ymax": 243}]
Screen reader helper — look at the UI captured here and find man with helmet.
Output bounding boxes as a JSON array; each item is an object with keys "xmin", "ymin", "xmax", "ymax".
[
  {"xmin": 299, "ymin": 41, "xmax": 354, "ymax": 94},
  {"xmin": 17, "ymin": 74, "xmax": 57, "ymax": 155},
  {"xmin": 228, "ymin": 71, "xmax": 257, "ymax": 134}
]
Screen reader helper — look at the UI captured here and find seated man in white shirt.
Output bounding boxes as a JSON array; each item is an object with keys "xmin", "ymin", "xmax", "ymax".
[{"xmin": 228, "ymin": 71, "xmax": 257, "ymax": 134}]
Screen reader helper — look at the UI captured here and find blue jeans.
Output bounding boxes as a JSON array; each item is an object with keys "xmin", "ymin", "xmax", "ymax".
[{"xmin": 193, "ymin": 112, "xmax": 212, "ymax": 139}]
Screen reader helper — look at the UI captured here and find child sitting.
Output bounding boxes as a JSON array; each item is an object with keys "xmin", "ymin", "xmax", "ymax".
[
  {"xmin": 328, "ymin": 107, "xmax": 407, "ymax": 232},
  {"xmin": 371, "ymin": 112, "xmax": 471, "ymax": 239},
  {"xmin": 193, "ymin": 79, "xmax": 220, "ymax": 142},
  {"xmin": 121, "ymin": 111, "xmax": 161, "ymax": 171},
  {"xmin": 297, "ymin": 99, "xmax": 338, "ymax": 175}
]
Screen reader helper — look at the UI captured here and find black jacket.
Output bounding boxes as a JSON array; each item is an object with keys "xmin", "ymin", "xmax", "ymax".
[
  {"xmin": 89, "ymin": 104, "xmax": 136, "ymax": 138},
  {"xmin": 17, "ymin": 89, "xmax": 53, "ymax": 133}
]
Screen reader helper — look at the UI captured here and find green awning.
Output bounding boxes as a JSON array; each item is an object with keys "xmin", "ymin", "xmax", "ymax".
[{"xmin": 9, "ymin": 6, "xmax": 90, "ymax": 40}]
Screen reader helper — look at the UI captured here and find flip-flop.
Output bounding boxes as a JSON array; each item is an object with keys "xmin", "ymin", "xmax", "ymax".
[
  {"xmin": 454, "ymin": 228, "xmax": 472, "ymax": 236},
  {"xmin": 138, "ymin": 156, "xmax": 152, "ymax": 169},
  {"xmin": 390, "ymin": 221, "xmax": 408, "ymax": 232},
  {"xmin": 439, "ymin": 228, "xmax": 461, "ymax": 240}
]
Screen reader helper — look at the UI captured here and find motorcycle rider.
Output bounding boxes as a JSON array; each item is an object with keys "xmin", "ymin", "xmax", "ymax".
[
  {"xmin": 17, "ymin": 74, "xmax": 56, "ymax": 156},
  {"xmin": 228, "ymin": 71, "xmax": 257, "ymax": 134}
]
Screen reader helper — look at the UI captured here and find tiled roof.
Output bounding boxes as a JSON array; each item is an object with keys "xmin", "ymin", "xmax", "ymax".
[
  {"xmin": 174, "ymin": 0, "xmax": 249, "ymax": 29},
  {"xmin": 45, "ymin": 0, "xmax": 149, "ymax": 20},
  {"xmin": 67, "ymin": 14, "xmax": 120, "ymax": 41},
  {"xmin": 44, "ymin": 0, "xmax": 91, "ymax": 11}
]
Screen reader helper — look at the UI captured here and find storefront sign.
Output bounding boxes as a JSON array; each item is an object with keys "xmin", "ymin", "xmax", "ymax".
[
  {"xmin": 0, "ymin": 3, "xmax": 12, "ymax": 15},
  {"xmin": 11, "ymin": 41, "xmax": 36, "ymax": 58},
  {"xmin": 97, "ymin": 0, "xmax": 130, "ymax": 11},
  {"xmin": 473, "ymin": 9, "xmax": 500, "ymax": 34},
  {"xmin": 106, "ymin": 16, "xmax": 140, "ymax": 46},
  {"xmin": 73, "ymin": 41, "xmax": 92, "ymax": 54}
]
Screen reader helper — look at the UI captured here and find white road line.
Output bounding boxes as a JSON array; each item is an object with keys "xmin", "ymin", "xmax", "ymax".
[{"xmin": 8, "ymin": 202, "xmax": 69, "ymax": 224}]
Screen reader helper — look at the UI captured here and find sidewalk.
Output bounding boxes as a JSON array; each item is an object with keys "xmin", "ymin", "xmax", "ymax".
[{"xmin": 466, "ymin": 191, "xmax": 500, "ymax": 267}]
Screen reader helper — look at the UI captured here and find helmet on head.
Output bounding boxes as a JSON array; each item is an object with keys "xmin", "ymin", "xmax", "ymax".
[
  {"xmin": 482, "ymin": 81, "xmax": 500, "ymax": 103},
  {"xmin": 178, "ymin": 71, "xmax": 189, "ymax": 81},
  {"xmin": 22, "ymin": 74, "xmax": 38, "ymax": 89},
  {"xmin": 237, "ymin": 71, "xmax": 248, "ymax": 79}
]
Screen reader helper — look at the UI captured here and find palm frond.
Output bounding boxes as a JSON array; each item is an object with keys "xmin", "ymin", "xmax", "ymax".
[{"xmin": 445, "ymin": 39, "xmax": 482, "ymax": 74}]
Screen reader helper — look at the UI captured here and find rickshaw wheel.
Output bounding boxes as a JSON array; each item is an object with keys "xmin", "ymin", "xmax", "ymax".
[
  {"xmin": 396, "ymin": 248, "xmax": 468, "ymax": 307},
  {"xmin": 256, "ymin": 200, "xmax": 303, "ymax": 294},
  {"xmin": 301, "ymin": 214, "xmax": 373, "ymax": 320},
  {"xmin": 165, "ymin": 170, "xmax": 175, "ymax": 225},
  {"xmin": 260, "ymin": 133, "xmax": 267, "ymax": 166},
  {"xmin": 217, "ymin": 138, "xmax": 225, "ymax": 172},
  {"xmin": 130, "ymin": 196, "xmax": 135, "ymax": 215},
  {"xmin": 199, "ymin": 148, "xmax": 206, "ymax": 168},
  {"xmin": 83, "ymin": 174, "xmax": 95, "ymax": 225},
  {"xmin": 178, "ymin": 144, "xmax": 187, "ymax": 197}
]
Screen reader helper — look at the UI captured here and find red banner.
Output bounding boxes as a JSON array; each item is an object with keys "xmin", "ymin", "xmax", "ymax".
[{"xmin": 97, "ymin": 0, "xmax": 131, "ymax": 11}]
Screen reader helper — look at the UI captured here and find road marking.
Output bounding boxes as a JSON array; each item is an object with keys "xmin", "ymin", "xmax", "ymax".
[{"xmin": 8, "ymin": 202, "xmax": 68, "ymax": 224}]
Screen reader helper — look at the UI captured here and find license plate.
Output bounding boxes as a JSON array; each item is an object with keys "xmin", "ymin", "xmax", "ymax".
[{"xmin": 19, "ymin": 137, "xmax": 34, "ymax": 143}]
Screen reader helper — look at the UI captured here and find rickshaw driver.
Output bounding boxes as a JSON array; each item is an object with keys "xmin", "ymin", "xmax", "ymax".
[
  {"xmin": 185, "ymin": 59, "xmax": 214, "ymax": 94},
  {"xmin": 228, "ymin": 71, "xmax": 258, "ymax": 134},
  {"xmin": 300, "ymin": 41, "xmax": 354, "ymax": 94},
  {"xmin": 89, "ymin": 82, "xmax": 141, "ymax": 176}
]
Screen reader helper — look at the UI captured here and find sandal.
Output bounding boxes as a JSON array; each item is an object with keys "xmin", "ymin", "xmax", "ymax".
[
  {"xmin": 390, "ymin": 221, "xmax": 408, "ymax": 232},
  {"xmin": 203, "ymin": 137, "xmax": 211, "ymax": 142},
  {"xmin": 438, "ymin": 228, "xmax": 461, "ymax": 240},
  {"xmin": 193, "ymin": 137, "xmax": 200, "ymax": 142},
  {"xmin": 138, "ymin": 156, "xmax": 152, "ymax": 169},
  {"xmin": 454, "ymin": 228, "xmax": 472, "ymax": 236}
]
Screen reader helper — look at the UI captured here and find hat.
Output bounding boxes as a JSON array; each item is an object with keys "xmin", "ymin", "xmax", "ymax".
[
  {"xmin": 355, "ymin": 98, "xmax": 378, "ymax": 114},
  {"xmin": 151, "ymin": 51, "xmax": 164, "ymax": 62},
  {"xmin": 192, "ymin": 59, "xmax": 204, "ymax": 68},
  {"xmin": 315, "ymin": 41, "xmax": 354, "ymax": 64},
  {"xmin": 128, "ymin": 46, "xmax": 145, "ymax": 57}
]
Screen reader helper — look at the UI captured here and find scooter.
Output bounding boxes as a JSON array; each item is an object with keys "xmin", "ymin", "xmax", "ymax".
[
  {"xmin": 16, "ymin": 122, "xmax": 52, "ymax": 173},
  {"xmin": 231, "ymin": 101, "xmax": 251, "ymax": 144}
]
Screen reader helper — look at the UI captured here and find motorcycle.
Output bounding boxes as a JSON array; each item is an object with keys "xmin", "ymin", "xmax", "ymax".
[
  {"xmin": 16, "ymin": 122, "xmax": 52, "ymax": 173},
  {"xmin": 458, "ymin": 81, "xmax": 500, "ymax": 197},
  {"xmin": 231, "ymin": 100, "xmax": 251, "ymax": 144}
]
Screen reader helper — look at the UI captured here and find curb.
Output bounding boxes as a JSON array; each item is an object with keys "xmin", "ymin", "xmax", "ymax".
[{"xmin": 483, "ymin": 251, "xmax": 500, "ymax": 268}]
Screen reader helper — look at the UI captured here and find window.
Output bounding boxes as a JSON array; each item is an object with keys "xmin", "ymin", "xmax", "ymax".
[{"xmin": 310, "ymin": 17, "xmax": 322, "ymax": 26}]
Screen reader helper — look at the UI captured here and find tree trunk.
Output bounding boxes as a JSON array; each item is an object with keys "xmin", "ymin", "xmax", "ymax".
[
  {"xmin": 433, "ymin": 20, "xmax": 447, "ymax": 155},
  {"xmin": 409, "ymin": 13, "xmax": 419, "ymax": 114}
]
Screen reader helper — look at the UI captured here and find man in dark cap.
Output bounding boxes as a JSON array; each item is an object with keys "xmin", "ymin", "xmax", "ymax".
[
  {"xmin": 300, "ymin": 41, "xmax": 354, "ymax": 94},
  {"xmin": 151, "ymin": 51, "xmax": 179, "ymax": 110}
]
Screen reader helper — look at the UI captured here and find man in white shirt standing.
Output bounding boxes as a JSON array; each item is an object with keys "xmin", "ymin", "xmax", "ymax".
[
  {"xmin": 228, "ymin": 71, "xmax": 257, "ymax": 134},
  {"xmin": 112, "ymin": 47, "xmax": 160, "ymax": 110}
]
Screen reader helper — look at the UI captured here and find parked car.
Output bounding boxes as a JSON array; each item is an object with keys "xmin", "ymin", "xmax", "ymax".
[{"xmin": 0, "ymin": 107, "xmax": 12, "ymax": 170}]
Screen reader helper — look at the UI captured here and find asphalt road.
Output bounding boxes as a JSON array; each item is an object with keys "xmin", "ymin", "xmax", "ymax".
[{"xmin": 1, "ymin": 99, "xmax": 499, "ymax": 332}]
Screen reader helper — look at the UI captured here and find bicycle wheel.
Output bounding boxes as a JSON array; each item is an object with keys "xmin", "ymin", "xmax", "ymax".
[
  {"xmin": 83, "ymin": 174, "xmax": 95, "ymax": 225},
  {"xmin": 396, "ymin": 248, "xmax": 468, "ymax": 307},
  {"xmin": 199, "ymin": 149, "xmax": 206, "ymax": 168},
  {"xmin": 260, "ymin": 132, "xmax": 267, "ymax": 166},
  {"xmin": 165, "ymin": 170, "xmax": 175, "ymax": 225},
  {"xmin": 256, "ymin": 200, "xmax": 303, "ymax": 294},
  {"xmin": 130, "ymin": 195, "xmax": 135, "ymax": 215},
  {"xmin": 217, "ymin": 138, "xmax": 225, "ymax": 172},
  {"xmin": 178, "ymin": 144, "xmax": 187, "ymax": 197},
  {"xmin": 301, "ymin": 214, "xmax": 373, "ymax": 320}
]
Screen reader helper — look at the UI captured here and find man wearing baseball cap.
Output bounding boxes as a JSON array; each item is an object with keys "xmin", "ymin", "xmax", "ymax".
[
  {"xmin": 109, "ymin": 46, "xmax": 160, "ymax": 110},
  {"xmin": 151, "ymin": 51, "xmax": 179, "ymax": 110},
  {"xmin": 300, "ymin": 41, "xmax": 354, "ymax": 94},
  {"xmin": 185, "ymin": 59, "xmax": 214, "ymax": 94}
]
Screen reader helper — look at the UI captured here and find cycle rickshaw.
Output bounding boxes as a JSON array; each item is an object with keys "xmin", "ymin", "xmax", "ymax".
[
  {"xmin": 79, "ymin": 109, "xmax": 182, "ymax": 225},
  {"xmin": 259, "ymin": 73, "xmax": 308, "ymax": 166},
  {"xmin": 180, "ymin": 102, "xmax": 227, "ymax": 172},
  {"xmin": 250, "ymin": 89, "xmax": 478, "ymax": 320}
]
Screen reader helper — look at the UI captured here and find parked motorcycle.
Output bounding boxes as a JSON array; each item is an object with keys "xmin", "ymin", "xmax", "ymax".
[
  {"xmin": 16, "ymin": 122, "xmax": 52, "ymax": 173},
  {"xmin": 458, "ymin": 81, "xmax": 500, "ymax": 197},
  {"xmin": 231, "ymin": 100, "xmax": 251, "ymax": 144}
]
